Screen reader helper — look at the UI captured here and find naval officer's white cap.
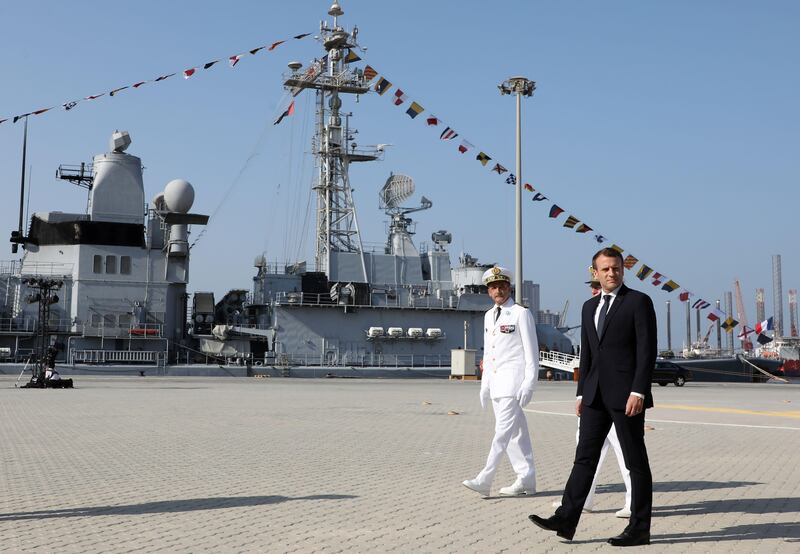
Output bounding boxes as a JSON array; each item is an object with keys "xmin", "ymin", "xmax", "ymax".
[{"xmin": 482, "ymin": 266, "xmax": 513, "ymax": 286}]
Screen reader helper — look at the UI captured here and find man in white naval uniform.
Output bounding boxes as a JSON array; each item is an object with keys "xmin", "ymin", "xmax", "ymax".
[{"xmin": 462, "ymin": 266, "xmax": 541, "ymax": 497}]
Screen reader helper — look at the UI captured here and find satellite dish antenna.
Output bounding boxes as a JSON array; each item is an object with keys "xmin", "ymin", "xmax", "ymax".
[{"xmin": 379, "ymin": 173, "xmax": 414, "ymax": 210}]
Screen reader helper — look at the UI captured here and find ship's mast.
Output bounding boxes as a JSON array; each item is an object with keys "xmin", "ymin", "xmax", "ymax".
[{"xmin": 283, "ymin": 1, "xmax": 377, "ymax": 280}]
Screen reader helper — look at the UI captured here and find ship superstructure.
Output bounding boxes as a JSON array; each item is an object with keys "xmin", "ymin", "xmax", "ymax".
[
  {"xmin": 1, "ymin": 131, "xmax": 208, "ymax": 368},
  {"xmin": 189, "ymin": 1, "xmax": 572, "ymax": 370},
  {"xmin": 1, "ymin": 2, "xmax": 573, "ymax": 375}
]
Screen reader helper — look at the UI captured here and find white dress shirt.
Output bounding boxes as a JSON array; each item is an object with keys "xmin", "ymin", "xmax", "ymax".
[{"xmin": 580, "ymin": 285, "xmax": 644, "ymax": 400}]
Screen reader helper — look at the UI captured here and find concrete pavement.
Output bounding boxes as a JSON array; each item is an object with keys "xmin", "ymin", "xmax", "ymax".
[{"xmin": 1, "ymin": 377, "xmax": 798, "ymax": 552}]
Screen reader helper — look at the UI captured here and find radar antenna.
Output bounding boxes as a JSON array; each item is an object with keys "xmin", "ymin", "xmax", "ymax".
[
  {"xmin": 378, "ymin": 173, "xmax": 432, "ymax": 256},
  {"xmin": 379, "ymin": 173, "xmax": 414, "ymax": 210}
]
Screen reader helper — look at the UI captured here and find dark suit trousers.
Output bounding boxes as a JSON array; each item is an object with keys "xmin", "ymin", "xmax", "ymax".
[{"xmin": 557, "ymin": 390, "xmax": 652, "ymax": 532}]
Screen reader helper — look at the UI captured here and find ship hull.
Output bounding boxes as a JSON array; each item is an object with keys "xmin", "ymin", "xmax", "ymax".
[{"xmin": 676, "ymin": 357, "xmax": 783, "ymax": 383}]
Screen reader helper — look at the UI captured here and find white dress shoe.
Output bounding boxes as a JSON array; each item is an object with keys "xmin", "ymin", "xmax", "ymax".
[
  {"xmin": 462, "ymin": 479, "xmax": 490, "ymax": 496},
  {"xmin": 615, "ymin": 507, "xmax": 632, "ymax": 518},
  {"xmin": 498, "ymin": 479, "xmax": 536, "ymax": 496}
]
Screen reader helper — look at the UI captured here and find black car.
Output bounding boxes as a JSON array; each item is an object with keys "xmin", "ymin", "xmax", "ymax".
[{"xmin": 653, "ymin": 360, "xmax": 691, "ymax": 387}]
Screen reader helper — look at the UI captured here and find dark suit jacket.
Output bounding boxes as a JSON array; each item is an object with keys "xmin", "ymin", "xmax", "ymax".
[{"xmin": 577, "ymin": 283, "xmax": 657, "ymax": 410}]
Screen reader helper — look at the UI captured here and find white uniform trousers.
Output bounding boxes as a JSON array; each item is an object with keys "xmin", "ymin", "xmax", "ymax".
[
  {"xmin": 475, "ymin": 396, "xmax": 536, "ymax": 487},
  {"xmin": 577, "ymin": 423, "xmax": 632, "ymax": 510}
]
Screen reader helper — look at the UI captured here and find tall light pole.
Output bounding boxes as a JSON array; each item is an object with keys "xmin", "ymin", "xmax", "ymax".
[{"xmin": 498, "ymin": 77, "xmax": 535, "ymax": 304}]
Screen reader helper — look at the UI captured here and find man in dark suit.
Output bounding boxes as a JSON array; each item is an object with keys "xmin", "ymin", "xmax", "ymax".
[{"xmin": 529, "ymin": 247, "xmax": 657, "ymax": 546}]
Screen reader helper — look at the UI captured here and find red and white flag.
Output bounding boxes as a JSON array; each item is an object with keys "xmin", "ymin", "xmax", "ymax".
[{"xmin": 706, "ymin": 308, "xmax": 724, "ymax": 322}]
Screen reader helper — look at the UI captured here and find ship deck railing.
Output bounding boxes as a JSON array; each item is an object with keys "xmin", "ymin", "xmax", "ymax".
[
  {"xmin": 0, "ymin": 317, "xmax": 37, "ymax": 334},
  {"xmin": 0, "ymin": 260, "xmax": 74, "ymax": 276},
  {"xmin": 0, "ymin": 318, "xmax": 77, "ymax": 335},
  {"xmin": 70, "ymin": 349, "xmax": 162, "ymax": 365},
  {"xmin": 274, "ymin": 291, "xmax": 460, "ymax": 310},
  {"xmin": 265, "ymin": 352, "xmax": 449, "ymax": 368},
  {"xmin": 77, "ymin": 323, "xmax": 164, "ymax": 338},
  {"xmin": 539, "ymin": 350, "xmax": 579, "ymax": 373},
  {"xmin": 263, "ymin": 351, "xmax": 580, "ymax": 370}
]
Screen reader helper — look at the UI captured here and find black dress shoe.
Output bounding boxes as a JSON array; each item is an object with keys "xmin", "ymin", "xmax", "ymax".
[
  {"xmin": 527, "ymin": 514, "xmax": 576, "ymax": 541},
  {"xmin": 607, "ymin": 529, "xmax": 650, "ymax": 546}
]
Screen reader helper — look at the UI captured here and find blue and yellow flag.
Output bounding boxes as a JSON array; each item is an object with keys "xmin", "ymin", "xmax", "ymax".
[
  {"xmin": 344, "ymin": 50, "xmax": 362, "ymax": 63},
  {"xmin": 661, "ymin": 280, "xmax": 679, "ymax": 292},
  {"xmin": 374, "ymin": 77, "xmax": 392, "ymax": 95},
  {"xmin": 406, "ymin": 102, "xmax": 424, "ymax": 118},
  {"xmin": 636, "ymin": 265, "xmax": 653, "ymax": 280}
]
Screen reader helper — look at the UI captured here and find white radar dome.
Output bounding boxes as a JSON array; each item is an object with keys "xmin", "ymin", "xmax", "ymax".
[{"xmin": 163, "ymin": 179, "xmax": 195, "ymax": 213}]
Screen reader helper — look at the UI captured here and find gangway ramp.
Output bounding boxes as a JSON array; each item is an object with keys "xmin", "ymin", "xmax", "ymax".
[{"xmin": 539, "ymin": 351, "xmax": 579, "ymax": 373}]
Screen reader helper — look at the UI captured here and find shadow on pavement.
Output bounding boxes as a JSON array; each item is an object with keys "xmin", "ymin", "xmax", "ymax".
[
  {"xmin": 0, "ymin": 494, "xmax": 357, "ymax": 521},
  {"xmin": 533, "ymin": 518, "xmax": 800, "ymax": 546},
  {"xmin": 654, "ymin": 496, "xmax": 800, "ymax": 517},
  {"xmin": 593, "ymin": 480, "xmax": 761, "ymax": 494},
  {"xmin": 652, "ymin": 521, "xmax": 800, "ymax": 544}
]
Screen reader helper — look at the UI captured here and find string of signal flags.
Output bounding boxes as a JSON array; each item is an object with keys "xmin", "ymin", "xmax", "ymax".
[
  {"xmin": 0, "ymin": 33, "xmax": 757, "ymax": 339},
  {"xmin": 355, "ymin": 61, "xmax": 753, "ymax": 336},
  {"xmin": 0, "ymin": 32, "xmax": 313, "ymax": 126}
]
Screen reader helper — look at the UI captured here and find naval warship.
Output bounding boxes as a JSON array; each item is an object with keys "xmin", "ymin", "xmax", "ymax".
[
  {"xmin": 186, "ymin": 1, "xmax": 573, "ymax": 376},
  {"xmin": 1, "ymin": 1, "xmax": 573, "ymax": 378}
]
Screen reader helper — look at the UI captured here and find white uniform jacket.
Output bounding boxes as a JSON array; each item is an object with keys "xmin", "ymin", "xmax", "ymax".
[{"xmin": 481, "ymin": 298, "xmax": 540, "ymax": 399}]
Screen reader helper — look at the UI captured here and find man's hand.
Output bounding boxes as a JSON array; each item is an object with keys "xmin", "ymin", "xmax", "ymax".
[
  {"xmin": 575, "ymin": 398, "xmax": 582, "ymax": 417},
  {"xmin": 625, "ymin": 394, "xmax": 644, "ymax": 417},
  {"xmin": 516, "ymin": 387, "xmax": 533, "ymax": 407},
  {"xmin": 480, "ymin": 387, "xmax": 490, "ymax": 410}
]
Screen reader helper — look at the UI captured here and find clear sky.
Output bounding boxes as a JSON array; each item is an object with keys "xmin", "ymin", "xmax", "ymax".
[{"xmin": 1, "ymin": 1, "xmax": 798, "ymax": 350}]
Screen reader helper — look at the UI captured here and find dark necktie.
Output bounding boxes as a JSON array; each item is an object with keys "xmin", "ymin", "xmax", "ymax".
[
  {"xmin": 596, "ymin": 295, "xmax": 612, "ymax": 337},
  {"xmin": 494, "ymin": 306, "xmax": 502, "ymax": 322}
]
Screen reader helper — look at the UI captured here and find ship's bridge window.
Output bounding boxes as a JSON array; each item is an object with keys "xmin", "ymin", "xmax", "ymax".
[
  {"xmin": 118, "ymin": 313, "xmax": 131, "ymax": 328},
  {"xmin": 105, "ymin": 255, "xmax": 117, "ymax": 274},
  {"xmin": 90, "ymin": 313, "xmax": 101, "ymax": 327},
  {"xmin": 120, "ymin": 256, "xmax": 132, "ymax": 275},
  {"xmin": 103, "ymin": 314, "xmax": 116, "ymax": 328},
  {"xmin": 93, "ymin": 255, "xmax": 103, "ymax": 274}
]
